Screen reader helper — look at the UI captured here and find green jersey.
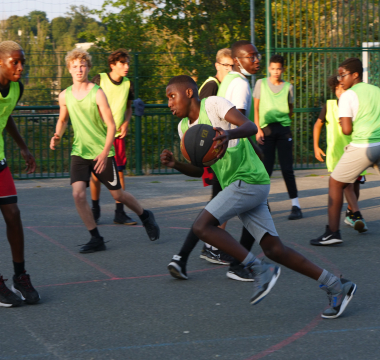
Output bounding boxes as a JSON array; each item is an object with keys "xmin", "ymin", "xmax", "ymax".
[
  {"xmin": 259, "ymin": 78, "xmax": 291, "ymax": 128},
  {"xmin": 65, "ymin": 85, "xmax": 115, "ymax": 159},
  {"xmin": 0, "ymin": 82, "xmax": 20, "ymax": 160},
  {"xmin": 180, "ymin": 98, "xmax": 270, "ymax": 189}
]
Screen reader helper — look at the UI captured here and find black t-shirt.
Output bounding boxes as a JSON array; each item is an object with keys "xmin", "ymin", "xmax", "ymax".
[
  {"xmin": 199, "ymin": 79, "xmax": 219, "ymax": 100},
  {"xmin": 0, "ymin": 81, "xmax": 24, "ymax": 103},
  {"xmin": 318, "ymin": 99, "xmax": 339, "ymax": 124},
  {"xmin": 92, "ymin": 73, "xmax": 134, "ymax": 101}
]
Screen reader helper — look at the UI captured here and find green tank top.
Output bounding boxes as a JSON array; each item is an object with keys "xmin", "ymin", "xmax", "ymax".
[
  {"xmin": 259, "ymin": 78, "xmax": 290, "ymax": 128},
  {"xmin": 99, "ymin": 73, "xmax": 130, "ymax": 137},
  {"xmin": 350, "ymin": 82, "xmax": 380, "ymax": 144},
  {"xmin": 0, "ymin": 82, "xmax": 20, "ymax": 160},
  {"xmin": 199, "ymin": 77, "xmax": 220, "ymax": 93},
  {"xmin": 65, "ymin": 84, "xmax": 115, "ymax": 159},
  {"xmin": 180, "ymin": 99, "xmax": 270, "ymax": 189}
]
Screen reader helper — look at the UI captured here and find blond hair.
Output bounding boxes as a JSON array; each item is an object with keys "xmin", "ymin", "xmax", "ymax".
[
  {"xmin": 216, "ymin": 48, "xmax": 232, "ymax": 63},
  {"xmin": 0, "ymin": 41, "xmax": 23, "ymax": 56},
  {"xmin": 65, "ymin": 48, "xmax": 92, "ymax": 69}
]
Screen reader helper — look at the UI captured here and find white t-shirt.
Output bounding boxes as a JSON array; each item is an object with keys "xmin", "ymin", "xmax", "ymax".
[
  {"xmin": 224, "ymin": 71, "xmax": 252, "ymax": 116},
  {"xmin": 338, "ymin": 89, "xmax": 380, "ymax": 147},
  {"xmin": 178, "ymin": 97, "xmax": 237, "ymax": 148}
]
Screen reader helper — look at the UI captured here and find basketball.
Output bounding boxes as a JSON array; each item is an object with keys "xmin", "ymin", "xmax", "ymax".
[{"xmin": 180, "ymin": 124, "xmax": 222, "ymax": 167}]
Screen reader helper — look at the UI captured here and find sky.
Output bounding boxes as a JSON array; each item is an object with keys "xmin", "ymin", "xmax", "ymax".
[{"xmin": 0, "ymin": 0, "xmax": 110, "ymax": 21}]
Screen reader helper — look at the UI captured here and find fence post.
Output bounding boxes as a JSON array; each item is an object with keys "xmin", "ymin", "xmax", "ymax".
[
  {"xmin": 134, "ymin": 52, "xmax": 143, "ymax": 175},
  {"xmin": 265, "ymin": 0, "xmax": 272, "ymax": 71}
]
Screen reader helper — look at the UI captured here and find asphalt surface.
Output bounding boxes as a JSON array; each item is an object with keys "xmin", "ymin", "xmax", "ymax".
[{"xmin": 1, "ymin": 169, "xmax": 380, "ymax": 360}]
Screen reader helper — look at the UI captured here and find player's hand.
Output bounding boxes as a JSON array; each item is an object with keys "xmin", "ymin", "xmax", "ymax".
[
  {"xmin": 94, "ymin": 152, "xmax": 108, "ymax": 174},
  {"xmin": 50, "ymin": 133, "xmax": 61, "ymax": 150},
  {"xmin": 160, "ymin": 149, "xmax": 175, "ymax": 168},
  {"xmin": 213, "ymin": 127, "xmax": 229, "ymax": 159},
  {"xmin": 314, "ymin": 147, "xmax": 326, "ymax": 162},
  {"xmin": 118, "ymin": 122, "xmax": 129, "ymax": 139},
  {"xmin": 20, "ymin": 147, "xmax": 36, "ymax": 174},
  {"xmin": 256, "ymin": 128, "xmax": 265, "ymax": 145}
]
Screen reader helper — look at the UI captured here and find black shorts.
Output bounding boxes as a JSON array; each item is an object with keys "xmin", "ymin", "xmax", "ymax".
[{"xmin": 70, "ymin": 155, "xmax": 121, "ymax": 190}]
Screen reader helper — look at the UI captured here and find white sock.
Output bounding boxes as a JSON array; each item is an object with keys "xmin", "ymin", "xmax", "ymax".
[{"xmin": 291, "ymin": 197, "xmax": 300, "ymax": 209}]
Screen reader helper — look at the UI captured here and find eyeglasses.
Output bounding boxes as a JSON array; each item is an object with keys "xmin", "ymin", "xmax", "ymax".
[
  {"xmin": 237, "ymin": 53, "xmax": 262, "ymax": 62},
  {"xmin": 337, "ymin": 73, "xmax": 351, "ymax": 81},
  {"xmin": 217, "ymin": 62, "xmax": 234, "ymax": 68}
]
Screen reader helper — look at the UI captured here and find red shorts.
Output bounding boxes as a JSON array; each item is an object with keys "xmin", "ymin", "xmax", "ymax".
[
  {"xmin": 202, "ymin": 167, "xmax": 215, "ymax": 187},
  {"xmin": 0, "ymin": 166, "xmax": 17, "ymax": 205},
  {"xmin": 113, "ymin": 137, "xmax": 127, "ymax": 171}
]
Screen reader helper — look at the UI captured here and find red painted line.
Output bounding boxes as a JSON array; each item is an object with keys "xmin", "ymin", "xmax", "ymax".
[{"xmin": 28, "ymin": 228, "xmax": 118, "ymax": 279}]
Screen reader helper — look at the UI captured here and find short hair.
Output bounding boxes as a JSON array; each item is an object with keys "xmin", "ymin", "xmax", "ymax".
[
  {"xmin": 327, "ymin": 75, "xmax": 340, "ymax": 92},
  {"xmin": 269, "ymin": 54, "xmax": 284, "ymax": 67},
  {"xmin": 231, "ymin": 40, "xmax": 252, "ymax": 58},
  {"xmin": 339, "ymin": 58, "xmax": 363, "ymax": 79},
  {"xmin": 0, "ymin": 41, "xmax": 23, "ymax": 56},
  {"xmin": 65, "ymin": 48, "xmax": 92, "ymax": 69},
  {"xmin": 216, "ymin": 48, "xmax": 232, "ymax": 63},
  {"xmin": 108, "ymin": 49, "xmax": 130, "ymax": 70},
  {"xmin": 167, "ymin": 75, "xmax": 198, "ymax": 95}
]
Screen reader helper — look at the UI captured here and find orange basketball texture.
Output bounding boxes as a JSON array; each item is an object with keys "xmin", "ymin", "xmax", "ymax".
[{"xmin": 180, "ymin": 124, "xmax": 222, "ymax": 167}]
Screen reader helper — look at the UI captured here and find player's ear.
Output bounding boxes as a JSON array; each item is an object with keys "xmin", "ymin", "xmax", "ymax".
[
  {"xmin": 186, "ymin": 88, "xmax": 193, "ymax": 98},
  {"xmin": 352, "ymin": 72, "xmax": 359, "ymax": 80}
]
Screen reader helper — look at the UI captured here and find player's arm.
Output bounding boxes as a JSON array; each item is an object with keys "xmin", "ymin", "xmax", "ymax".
[
  {"xmin": 5, "ymin": 115, "xmax": 36, "ymax": 174},
  {"xmin": 289, "ymin": 102, "xmax": 294, "ymax": 118},
  {"xmin": 50, "ymin": 90, "xmax": 69, "ymax": 150},
  {"xmin": 254, "ymin": 97, "xmax": 264, "ymax": 145},
  {"xmin": 339, "ymin": 117, "xmax": 353, "ymax": 135},
  {"xmin": 338, "ymin": 91, "xmax": 354, "ymax": 135},
  {"xmin": 119, "ymin": 100, "xmax": 132, "ymax": 139},
  {"xmin": 313, "ymin": 119, "xmax": 326, "ymax": 162},
  {"xmin": 160, "ymin": 149, "xmax": 203, "ymax": 177},
  {"xmin": 94, "ymin": 88, "xmax": 116, "ymax": 173}
]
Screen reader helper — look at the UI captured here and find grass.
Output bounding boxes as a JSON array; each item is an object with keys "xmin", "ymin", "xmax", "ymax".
[{"xmin": 150, "ymin": 181, "xmax": 161, "ymax": 183}]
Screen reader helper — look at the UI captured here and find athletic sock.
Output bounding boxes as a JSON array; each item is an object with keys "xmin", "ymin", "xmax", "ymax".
[
  {"xmin": 353, "ymin": 211, "xmax": 362, "ymax": 219},
  {"xmin": 242, "ymin": 252, "xmax": 261, "ymax": 267},
  {"xmin": 346, "ymin": 207, "xmax": 353, "ymax": 217},
  {"xmin": 318, "ymin": 269, "xmax": 342, "ymax": 293},
  {"xmin": 89, "ymin": 227, "xmax": 101, "ymax": 238},
  {"xmin": 291, "ymin": 197, "xmax": 301, "ymax": 209},
  {"xmin": 13, "ymin": 261, "xmax": 25, "ymax": 277},
  {"xmin": 178, "ymin": 229, "xmax": 200, "ymax": 263},
  {"xmin": 116, "ymin": 203, "xmax": 124, "ymax": 213},
  {"xmin": 138, "ymin": 210, "xmax": 149, "ymax": 222},
  {"xmin": 92, "ymin": 200, "xmax": 99, "ymax": 209},
  {"xmin": 231, "ymin": 227, "xmax": 256, "ymax": 267}
]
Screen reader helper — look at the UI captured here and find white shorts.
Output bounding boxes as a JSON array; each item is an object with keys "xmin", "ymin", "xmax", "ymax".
[{"xmin": 204, "ymin": 180, "xmax": 278, "ymax": 243}]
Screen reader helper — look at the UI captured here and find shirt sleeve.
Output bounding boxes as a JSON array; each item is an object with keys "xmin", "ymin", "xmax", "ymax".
[
  {"xmin": 178, "ymin": 121, "xmax": 184, "ymax": 139},
  {"xmin": 318, "ymin": 104, "xmax": 327, "ymax": 124},
  {"xmin": 338, "ymin": 90, "xmax": 358, "ymax": 120},
  {"xmin": 228, "ymin": 78, "xmax": 251, "ymax": 111},
  {"xmin": 205, "ymin": 96, "xmax": 235, "ymax": 126},
  {"xmin": 288, "ymin": 84, "xmax": 294, "ymax": 104},
  {"xmin": 91, "ymin": 75, "xmax": 101, "ymax": 86},
  {"xmin": 199, "ymin": 81, "xmax": 219, "ymax": 100},
  {"xmin": 253, "ymin": 79, "xmax": 262, "ymax": 99},
  {"xmin": 128, "ymin": 81, "xmax": 135, "ymax": 101}
]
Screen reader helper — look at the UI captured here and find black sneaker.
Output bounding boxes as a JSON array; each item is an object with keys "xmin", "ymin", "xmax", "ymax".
[
  {"xmin": 227, "ymin": 264, "xmax": 254, "ymax": 282},
  {"xmin": 168, "ymin": 255, "xmax": 188, "ymax": 280},
  {"xmin": 205, "ymin": 249, "xmax": 233, "ymax": 265},
  {"xmin": 92, "ymin": 206, "xmax": 101, "ymax": 223},
  {"xmin": 288, "ymin": 206, "xmax": 303, "ymax": 220},
  {"xmin": 114, "ymin": 211, "xmax": 137, "ymax": 225},
  {"xmin": 199, "ymin": 244, "xmax": 210, "ymax": 260},
  {"xmin": 0, "ymin": 276, "xmax": 22, "ymax": 307},
  {"xmin": 12, "ymin": 272, "xmax": 40, "ymax": 305},
  {"xmin": 79, "ymin": 236, "xmax": 106, "ymax": 253},
  {"xmin": 310, "ymin": 225, "xmax": 342, "ymax": 246},
  {"xmin": 142, "ymin": 210, "xmax": 160, "ymax": 241}
]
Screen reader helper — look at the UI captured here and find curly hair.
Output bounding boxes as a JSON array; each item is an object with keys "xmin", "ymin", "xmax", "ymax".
[
  {"xmin": 327, "ymin": 75, "xmax": 340, "ymax": 92},
  {"xmin": 108, "ymin": 49, "xmax": 130, "ymax": 70},
  {"xmin": 269, "ymin": 54, "xmax": 284, "ymax": 67},
  {"xmin": 65, "ymin": 48, "xmax": 92, "ymax": 69}
]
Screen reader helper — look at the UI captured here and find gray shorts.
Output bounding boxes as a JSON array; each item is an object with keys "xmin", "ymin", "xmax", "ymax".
[
  {"xmin": 204, "ymin": 180, "xmax": 278, "ymax": 243},
  {"xmin": 331, "ymin": 144, "xmax": 380, "ymax": 183}
]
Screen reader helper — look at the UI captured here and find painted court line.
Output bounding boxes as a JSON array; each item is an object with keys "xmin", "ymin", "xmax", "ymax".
[{"xmin": 28, "ymin": 228, "xmax": 118, "ymax": 279}]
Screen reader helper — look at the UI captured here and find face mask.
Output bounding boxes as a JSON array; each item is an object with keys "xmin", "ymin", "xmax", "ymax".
[{"xmin": 236, "ymin": 58, "xmax": 252, "ymax": 77}]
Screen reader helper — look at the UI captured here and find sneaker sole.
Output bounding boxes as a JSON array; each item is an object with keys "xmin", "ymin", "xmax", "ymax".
[
  {"xmin": 199, "ymin": 253, "xmax": 209, "ymax": 260},
  {"xmin": 321, "ymin": 283, "xmax": 357, "ymax": 319},
  {"xmin": 354, "ymin": 220, "xmax": 367, "ymax": 233},
  {"xmin": 11, "ymin": 286, "xmax": 41, "ymax": 305},
  {"xmin": 79, "ymin": 244, "xmax": 107, "ymax": 254},
  {"xmin": 344, "ymin": 218, "xmax": 354, "ymax": 227},
  {"xmin": 113, "ymin": 221, "xmax": 138, "ymax": 226},
  {"xmin": 310, "ymin": 238, "xmax": 343, "ymax": 246},
  {"xmin": 0, "ymin": 301, "xmax": 20, "ymax": 308},
  {"xmin": 250, "ymin": 267, "xmax": 281, "ymax": 305},
  {"xmin": 226, "ymin": 271, "xmax": 254, "ymax": 282},
  {"xmin": 168, "ymin": 263, "xmax": 188, "ymax": 280},
  {"xmin": 204, "ymin": 256, "xmax": 230, "ymax": 265}
]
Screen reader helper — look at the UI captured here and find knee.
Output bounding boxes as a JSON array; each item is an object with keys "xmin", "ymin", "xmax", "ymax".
[
  {"xmin": 111, "ymin": 190, "xmax": 123, "ymax": 202},
  {"xmin": 193, "ymin": 218, "xmax": 207, "ymax": 239},
  {"xmin": 3, "ymin": 205, "xmax": 21, "ymax": 225},
  {"xmin": 262, "ymin": 240, "xmax": 285, "ymax": 262},
  {"xmin": 72, "ymin": 190, "xmax": 86, "ymax": 204}
]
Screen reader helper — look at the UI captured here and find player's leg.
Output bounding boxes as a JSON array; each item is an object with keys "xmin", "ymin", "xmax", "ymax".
[
  {"xmin": 90, "ymin": 173, "xmax": 101, "ymax": 223},
  {"xmin": 96, "ymin": 157, "xmax": 159, "ymax": 241},
  {"xmin": 343, "ymin": 182, "xmax": 367, "ymax": 232},
  {"xmin": 0, "ymin": 167, "xmax": 39, "ymax": 306},
  {"xmin": 71, "ymin": 156, "xmax": 106, "ymax": 253},
  {"xmin": 258, "ymin": 124, "xmax": 276, "ymax": 177},
  {"xmin": 276, "ymin": 125, "xmax": 302, "ymax": 220}
]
